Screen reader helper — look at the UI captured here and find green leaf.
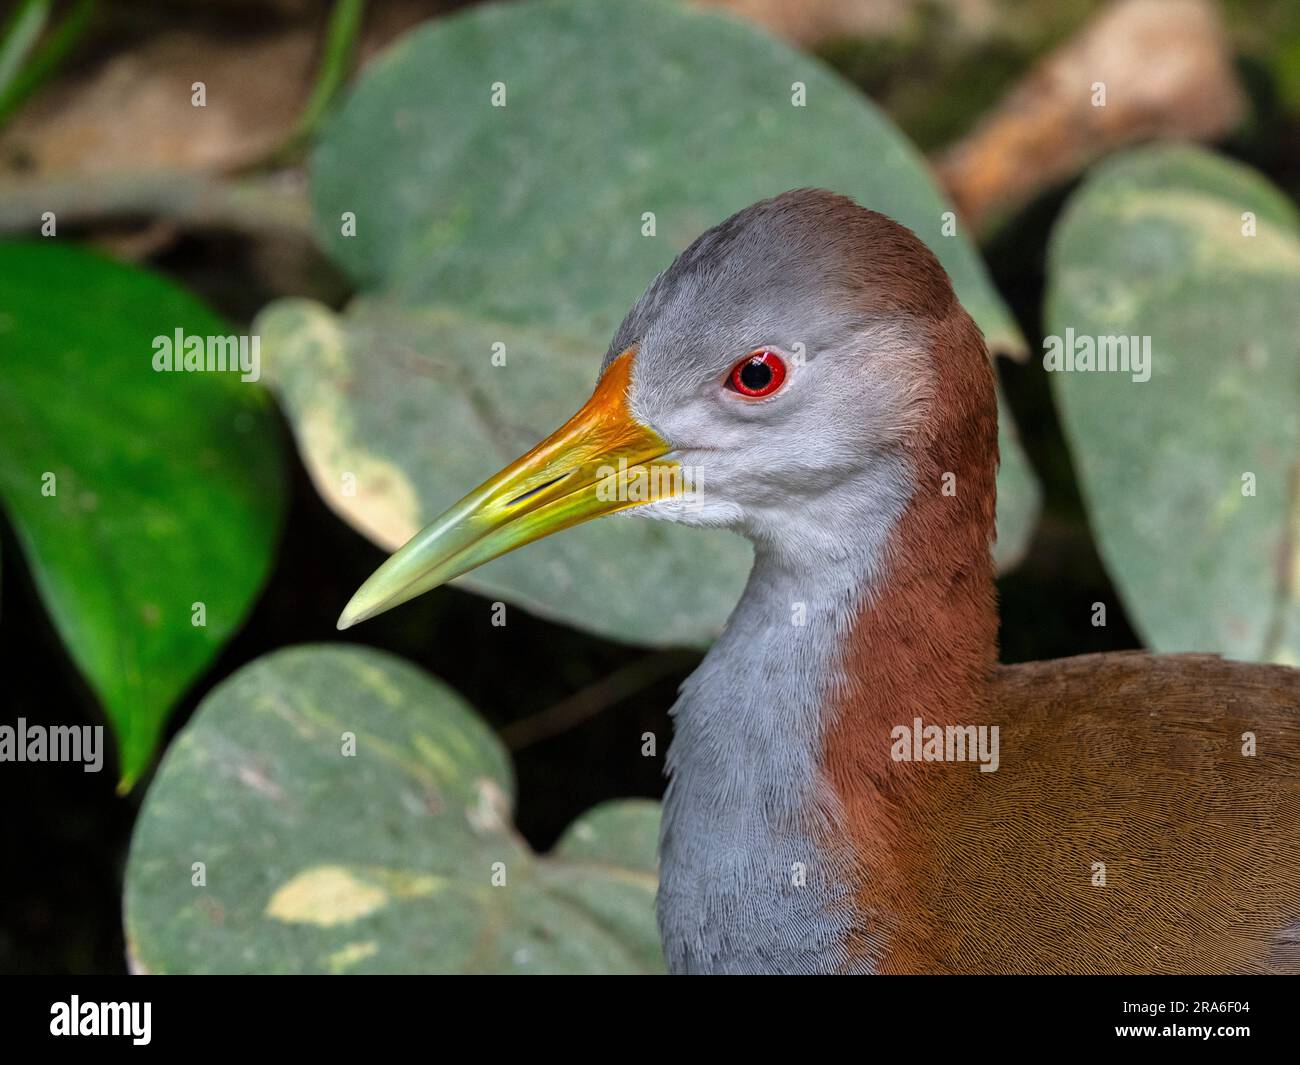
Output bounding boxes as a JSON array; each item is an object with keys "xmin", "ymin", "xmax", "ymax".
[
  {"xmin": 311, "ymin": 0, "xmax": 1023, "ymax": 354},
  {"xmin": 124, "ymin": 644, "xmax": 663, "ymax": 974},
  {"xmin": 1046, "ymin": 145, "xmax": 1300, "ymax": 664},
  {"xmin": 0, "ymin": 242, "xmax": 285, "ymax": 786},
  {"xmin": 260, "ymin": 0, "xmax": 1038, "ymax": 644},
  {"xmin": 994, "ymin": 386, "xmax": 1039, "ymax": 571}
]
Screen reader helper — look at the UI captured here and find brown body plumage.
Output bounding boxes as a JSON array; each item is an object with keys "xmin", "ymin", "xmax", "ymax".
[{"xmin": 835, "ymin": 652, "xmax": 1300, "ymax": 973}]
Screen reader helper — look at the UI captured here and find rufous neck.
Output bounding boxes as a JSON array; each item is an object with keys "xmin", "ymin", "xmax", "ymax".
[{"xmin": 824, "ymin": 307, "xmax": 1001, "ymax": 782}]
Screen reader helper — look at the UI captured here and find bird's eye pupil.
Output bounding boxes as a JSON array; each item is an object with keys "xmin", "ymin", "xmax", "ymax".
[
  {"xmin": 739, "ymin": 360, "xmax": 772, "ymax": 391},
  {"xmin": 726, "ymin": 349, "xmax": 788, "ymax": 398}
]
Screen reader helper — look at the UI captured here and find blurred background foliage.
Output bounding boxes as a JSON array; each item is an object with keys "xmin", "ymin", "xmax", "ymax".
[{"xmin": 0, "ymin": 0, "xmax": 1297, "ymax": 973}]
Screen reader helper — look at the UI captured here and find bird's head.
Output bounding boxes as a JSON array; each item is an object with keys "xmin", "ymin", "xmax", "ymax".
[{"xmin": 339, "ymin": 188, "xmax": 988, "ymax": 629}]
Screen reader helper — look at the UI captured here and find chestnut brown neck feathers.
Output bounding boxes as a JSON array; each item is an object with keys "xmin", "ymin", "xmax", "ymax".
[{"xmin": 822, "ymin": 296, "xmax": 1002, "ymax": 967}]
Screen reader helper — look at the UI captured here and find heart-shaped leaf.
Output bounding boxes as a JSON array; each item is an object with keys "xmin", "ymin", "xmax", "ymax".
[
  {"xmin": 310, "ymin": 0, "xmax": 1024, "ymax": 354},
  {"xmin": 0, "ymin": 242, "xmax": 286, "ymax": 787},
  {"xmin": 1046, "ymin": 145, "xmax": 1300, "ymax": 663},
  {"xmin": 258, "ymin": 0, "xmax": 1039, "ymax": 646},
  {"xmin": 124, "ymin": 643, "xmax": 663, "ymax": 973}
]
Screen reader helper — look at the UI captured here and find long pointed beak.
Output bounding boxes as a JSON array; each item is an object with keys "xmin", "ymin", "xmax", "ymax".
[{"xmin": 337, "ymin": 350, "xmax": 677, "ymax": 629}]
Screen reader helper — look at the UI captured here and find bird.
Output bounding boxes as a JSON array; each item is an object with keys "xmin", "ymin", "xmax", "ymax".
[{"xmin": 337, "ymin": 188, "xmax": 1300, "ymax": 975}]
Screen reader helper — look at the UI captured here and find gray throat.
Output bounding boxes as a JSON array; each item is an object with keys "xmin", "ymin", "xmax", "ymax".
[{"xmin": 655, "ymin": 529, "xmax": 891, "ymax": 974}]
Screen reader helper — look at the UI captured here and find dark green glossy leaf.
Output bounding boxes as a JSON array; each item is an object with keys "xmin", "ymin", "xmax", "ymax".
[{"xmin": 0, "ymin": 242, "xmax": 285, "ymax": 785}]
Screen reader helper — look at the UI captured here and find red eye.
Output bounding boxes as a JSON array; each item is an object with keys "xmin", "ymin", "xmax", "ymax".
[{"xmin": 726, "ymin": 349, "xmax": 787, "ymax": 398}]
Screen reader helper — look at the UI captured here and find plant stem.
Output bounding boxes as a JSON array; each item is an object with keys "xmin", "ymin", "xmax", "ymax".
[
  {"xmin": 0, "ymin": 0, "xmax": 95, "ymax": 129},
  {"xmin": 278, "ymin": 0, "xmax": 365, "ymax": 160},
  {"xmin": 501, "ymin": 650, "xmax": 697, "ymax": 751},
  {"xmin": 0, "ymin": 169, "xmax": 315, "ymax": 241}
]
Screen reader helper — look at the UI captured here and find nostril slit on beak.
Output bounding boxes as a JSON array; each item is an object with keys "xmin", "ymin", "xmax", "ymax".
[{"xmin": 504, "ymin": 471, "xmax": 573, "ymax": 508}]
